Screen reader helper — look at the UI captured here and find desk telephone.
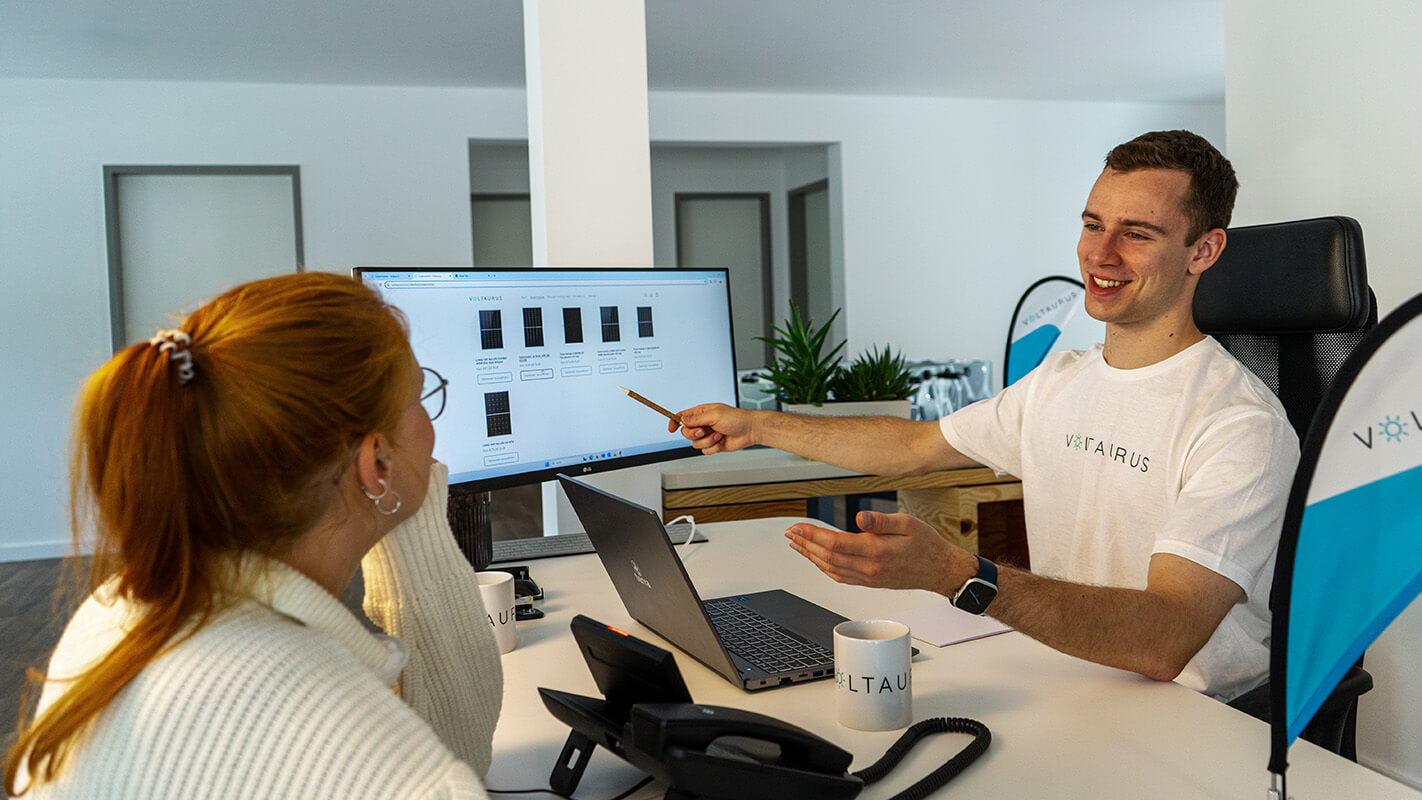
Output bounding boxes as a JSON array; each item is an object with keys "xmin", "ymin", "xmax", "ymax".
[{"xmin": 539, "ymin": 615, "xmax": 990, "ymax": 800}]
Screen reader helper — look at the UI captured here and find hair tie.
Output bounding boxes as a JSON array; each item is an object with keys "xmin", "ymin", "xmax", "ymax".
[{"xmin": 148, "ymin": 329, "xmax": 196, "ymax": 385}]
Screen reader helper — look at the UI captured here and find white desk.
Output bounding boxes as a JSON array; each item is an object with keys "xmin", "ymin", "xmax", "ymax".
[{"xmin": 485, "ymin": 518, "xmax": 1419, "ymax": 799}]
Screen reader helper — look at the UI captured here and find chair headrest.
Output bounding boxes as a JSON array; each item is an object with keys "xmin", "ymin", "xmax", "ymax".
[{"xmin": 1194, "ymin": 216, "xmax": 1371, "ymax": 333}]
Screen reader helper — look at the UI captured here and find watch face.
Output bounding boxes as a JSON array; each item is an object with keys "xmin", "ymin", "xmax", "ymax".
[{"xmin": 956, "ymin": 578, "xmax": 997, "ymax": 615}]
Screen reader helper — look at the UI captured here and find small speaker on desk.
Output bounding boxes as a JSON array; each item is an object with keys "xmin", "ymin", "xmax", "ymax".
[{"xmin": 448, "ymin": 490, "xmax": 493, "ymax": 570}]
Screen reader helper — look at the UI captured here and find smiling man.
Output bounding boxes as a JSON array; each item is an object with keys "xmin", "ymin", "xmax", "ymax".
[
  {"xmin": 673, "ymin": 130, "xmax": 1299, "ymax": 702},
  {"xmin": 1079, "ymin": 135, "xmax": 1232, "ymax": 367}
]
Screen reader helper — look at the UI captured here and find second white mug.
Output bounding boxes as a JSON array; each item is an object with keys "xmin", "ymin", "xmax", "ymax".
[
  {"xmin": 834, "ymin": 619, "xmax": 913, "ymax": 731},
  {"xmin": 475, "ymin": 571, "xmax": 517, "ymax": 654}
]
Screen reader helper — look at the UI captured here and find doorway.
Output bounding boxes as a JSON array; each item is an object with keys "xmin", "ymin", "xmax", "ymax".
[
  {"xmin": 471, "ymin": 193, "xmax": 533, "ymax": 266},
  {"xmin": 674, "ymin": 193, "xmax": 773, "ymax": 369},
  {"xmin": 103, "ymin": 165, "xmax": 303, "ymax": 351},
  {"xmin": 789, "ymin": 178, "xmax": 833, "ymax": 329}
]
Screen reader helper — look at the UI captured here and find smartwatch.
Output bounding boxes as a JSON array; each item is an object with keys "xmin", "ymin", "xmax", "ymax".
[{"xmin": 951, "ymin": 555, "xmax": 999, "ymax": 615}]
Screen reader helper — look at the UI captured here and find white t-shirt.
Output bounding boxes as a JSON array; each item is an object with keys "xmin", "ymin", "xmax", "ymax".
[{"xmin": 940, "ymin": 337, "xmax": 1299, "ymax": 700}]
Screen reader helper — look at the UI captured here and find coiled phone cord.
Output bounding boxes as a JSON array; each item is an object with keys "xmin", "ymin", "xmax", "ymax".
[{"xmin": 851, "ymin": 717, "xmax": 992, "ymax": 800}]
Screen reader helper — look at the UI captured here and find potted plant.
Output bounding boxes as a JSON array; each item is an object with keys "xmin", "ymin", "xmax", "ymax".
[
  {"xmin": 825, "ymin": 344, "xmax": 914, "ymax": 418},
  {"xmin": 759, "ymin": 303, "xmax": 913, "ymax": 419},
  {"xmin": 756, "ymin": 302, "xmax": 845, "ymax": 408}
]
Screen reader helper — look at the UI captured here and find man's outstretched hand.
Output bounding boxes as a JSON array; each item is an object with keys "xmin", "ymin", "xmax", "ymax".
[{"xmin": 784, "ymin": 510, "xmax": 975, "ymax": 596}]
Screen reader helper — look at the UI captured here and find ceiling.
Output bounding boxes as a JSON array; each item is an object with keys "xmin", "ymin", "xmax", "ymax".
[{"xmin": 0, "ymin": 0, "xmax": 1225, "ymax": 104}]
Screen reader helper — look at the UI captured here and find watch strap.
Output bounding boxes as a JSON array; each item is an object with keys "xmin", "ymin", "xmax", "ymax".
[{"xmin": 972, "ymin": 555, "xmax": 997, "ymax": 588}]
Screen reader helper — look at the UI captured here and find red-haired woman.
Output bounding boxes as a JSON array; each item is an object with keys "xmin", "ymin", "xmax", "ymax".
[{"xmin": 5, "ymin": 272, "xmax": 502, "ymax": 798}]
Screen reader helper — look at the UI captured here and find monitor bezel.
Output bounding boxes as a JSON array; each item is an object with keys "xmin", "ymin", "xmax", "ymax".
[{"xmin": 354, "ymin": 265, "xmax": 739, "ymax": 496}]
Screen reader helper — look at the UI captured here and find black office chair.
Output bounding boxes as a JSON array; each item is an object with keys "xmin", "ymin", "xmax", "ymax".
[
  {"xmin": 1193, "ymin": 216, "xmax": 1377, "ymax": 760},
  {"xmin": 1194, "ymin": 216, "xmax": 1376, "ymax": 437}
]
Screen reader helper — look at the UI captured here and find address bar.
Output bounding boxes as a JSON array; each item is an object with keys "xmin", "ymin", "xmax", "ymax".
[{"xmin": 381, "ymin": 279, "xmax": 714, "ymax": 289}]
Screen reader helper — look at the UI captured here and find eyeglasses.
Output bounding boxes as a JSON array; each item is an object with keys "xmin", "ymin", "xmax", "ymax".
[{"xmin": 420, "ymin": 366, "xmax": 448, "ymax": 421}]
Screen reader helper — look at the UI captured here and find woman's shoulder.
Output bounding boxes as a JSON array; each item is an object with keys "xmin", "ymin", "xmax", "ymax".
[
  {"xmin": 161, "ymin": 598, "xmax": 387, "ymax": 683},
  {"xmin": 150, "ymin": 600, "xmax": 425, "ymax": 739},
  {"xmin": 45, "ymin": 601, "xmax": 484, "ymax": 799}
]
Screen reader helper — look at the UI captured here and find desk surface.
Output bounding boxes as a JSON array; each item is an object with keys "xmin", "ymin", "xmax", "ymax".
[{"xmin": 486, "ymin": 518, "xmax": 1419, "ymax": 799}]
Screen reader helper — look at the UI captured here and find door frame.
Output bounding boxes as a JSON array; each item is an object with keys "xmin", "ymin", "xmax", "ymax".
[{"xmin": 787, "ymin": 178, "xmax": 829, "ymax": 319}]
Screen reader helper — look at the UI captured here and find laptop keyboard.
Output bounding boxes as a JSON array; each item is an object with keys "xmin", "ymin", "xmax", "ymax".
[{"xmin": 704, "ymin": 598, "xmax": 834, "ymax": 675}]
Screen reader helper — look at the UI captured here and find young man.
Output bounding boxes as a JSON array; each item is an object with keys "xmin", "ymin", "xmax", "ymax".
[{"xmin": 673, "ymin": 131, "xmax": 1298, "ymax": 702}]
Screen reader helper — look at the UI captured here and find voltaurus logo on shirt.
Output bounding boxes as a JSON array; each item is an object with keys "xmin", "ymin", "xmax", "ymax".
[{"xmin": 1065, "ymin": 433, "xmax": 1150, "ymax": 473}]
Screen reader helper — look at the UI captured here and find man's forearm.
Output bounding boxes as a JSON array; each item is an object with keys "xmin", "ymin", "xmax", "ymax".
[
  {"xmin": 986, "ymin": 564, "xmax": 1213, "ymax": 682},
  {"xmin": 750, "ymin": 410, "xmax": 974, "ymax": 475},
  {"xmin": 785, "ymin": 513, "xmax": 1235, "ymax": 685}
]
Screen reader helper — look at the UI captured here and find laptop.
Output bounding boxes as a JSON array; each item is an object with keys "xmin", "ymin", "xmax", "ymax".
[{"xmin": 557, "ymin": 474, "xmax": 846, "ymax": 690}]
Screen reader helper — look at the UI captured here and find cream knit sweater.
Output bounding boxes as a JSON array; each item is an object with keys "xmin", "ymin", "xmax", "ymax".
[{"xmin": 17, "ymin": 463, "xmax": 503, "ymax": 799}]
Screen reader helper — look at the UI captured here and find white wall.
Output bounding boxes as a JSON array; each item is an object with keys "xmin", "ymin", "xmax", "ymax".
[
  {"xmin": 1225, "ymin": 2, "xmax": 1421, "ymax": 318},
  {"xmin": 472, "ymin": 141, "xmax": 831, "ymax": 340},
  {"xmin": 0, "ymin": 76, "xmax": 1219, "ymax": 559},
  {"xmin": 650, "ymin": 92, "xmax": 1224, "ymax": 365},
  {"xmin": 650, "ymin": 144, "xmax": 836, "ymax": 345},
  {"xmin": 0, "ymin": 79, "xmax": 524, "ymax": 560},
  {"xmin": 1225, "ymin": 0, "xmax": 1422, "ymax": 787}
]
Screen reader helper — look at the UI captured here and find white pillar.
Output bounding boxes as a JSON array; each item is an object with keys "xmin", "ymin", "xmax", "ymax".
[
  {"xmin": 523, "ymin": 0, "xmax": 654, "ymax": 267},
  {"xmin": 523, "ymin": 0, "xmax": 660, "ymax": 531}
]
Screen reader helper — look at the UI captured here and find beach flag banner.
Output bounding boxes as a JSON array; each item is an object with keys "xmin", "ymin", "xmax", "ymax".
[
  {"xmin": 1004, "ymin": 277, "xmax": 1095, "ymax": 387},
  {"xmin": 1269, "ymin": 291, "xmax": 1422, "ymax": 786}
]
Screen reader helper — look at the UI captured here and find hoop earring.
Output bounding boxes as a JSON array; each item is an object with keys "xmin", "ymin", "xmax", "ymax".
[{"xmin": 361, "ymin": 478, "xmax": 403, "ymax": 516}]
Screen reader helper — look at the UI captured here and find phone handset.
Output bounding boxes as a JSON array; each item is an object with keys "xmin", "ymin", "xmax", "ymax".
[
  {"xmin": 630, "ymin": 702, "xmax": 852, "ymax": 775},
  {"xmin": 626, "ymin": 702, "xmax": 863, "ymax": 800}
]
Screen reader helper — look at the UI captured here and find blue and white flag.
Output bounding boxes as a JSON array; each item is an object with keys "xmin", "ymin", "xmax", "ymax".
[
  {"xmin": 1271, "ymin": 292, "xmax": 1422, "ymax": 776},
  {"xmin": 1004, "ymin": 277, "xmax": 1092, "ymax": 386}
]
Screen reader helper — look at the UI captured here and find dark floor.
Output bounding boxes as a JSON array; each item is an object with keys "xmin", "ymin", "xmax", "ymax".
[{"xmin": 1, "ymin": 557, "xmax": 84, "ymax": 756}]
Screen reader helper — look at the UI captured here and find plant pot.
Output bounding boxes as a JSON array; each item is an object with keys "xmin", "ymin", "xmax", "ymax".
[{"xmin": 783, "ymin": 399, "xmax": 912, "ymax": 419}]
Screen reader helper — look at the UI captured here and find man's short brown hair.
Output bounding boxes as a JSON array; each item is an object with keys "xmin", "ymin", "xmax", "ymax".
[{"xmin": 1105, "ymin": 130, "xmax": 1238, "ymax": 244}]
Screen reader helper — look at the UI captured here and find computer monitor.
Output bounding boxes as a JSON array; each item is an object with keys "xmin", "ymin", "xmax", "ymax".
[{"xmin": 354, "ymin": 267, "xmax": 739, "ymax": 496}]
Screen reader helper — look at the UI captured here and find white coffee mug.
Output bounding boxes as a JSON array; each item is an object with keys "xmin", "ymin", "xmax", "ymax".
[
  {"xmin": 476, "ymin": 571, "xmax": 517, "ymax": 654},
  {"xmin": 834, "ymin": 619, "xmax": 912, "ymax": 731}
]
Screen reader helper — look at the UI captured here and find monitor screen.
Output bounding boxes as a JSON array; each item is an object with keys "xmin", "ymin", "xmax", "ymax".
[{"xmin": 354, "ymin": 267, "xmax": 738, "ymax": 492}]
